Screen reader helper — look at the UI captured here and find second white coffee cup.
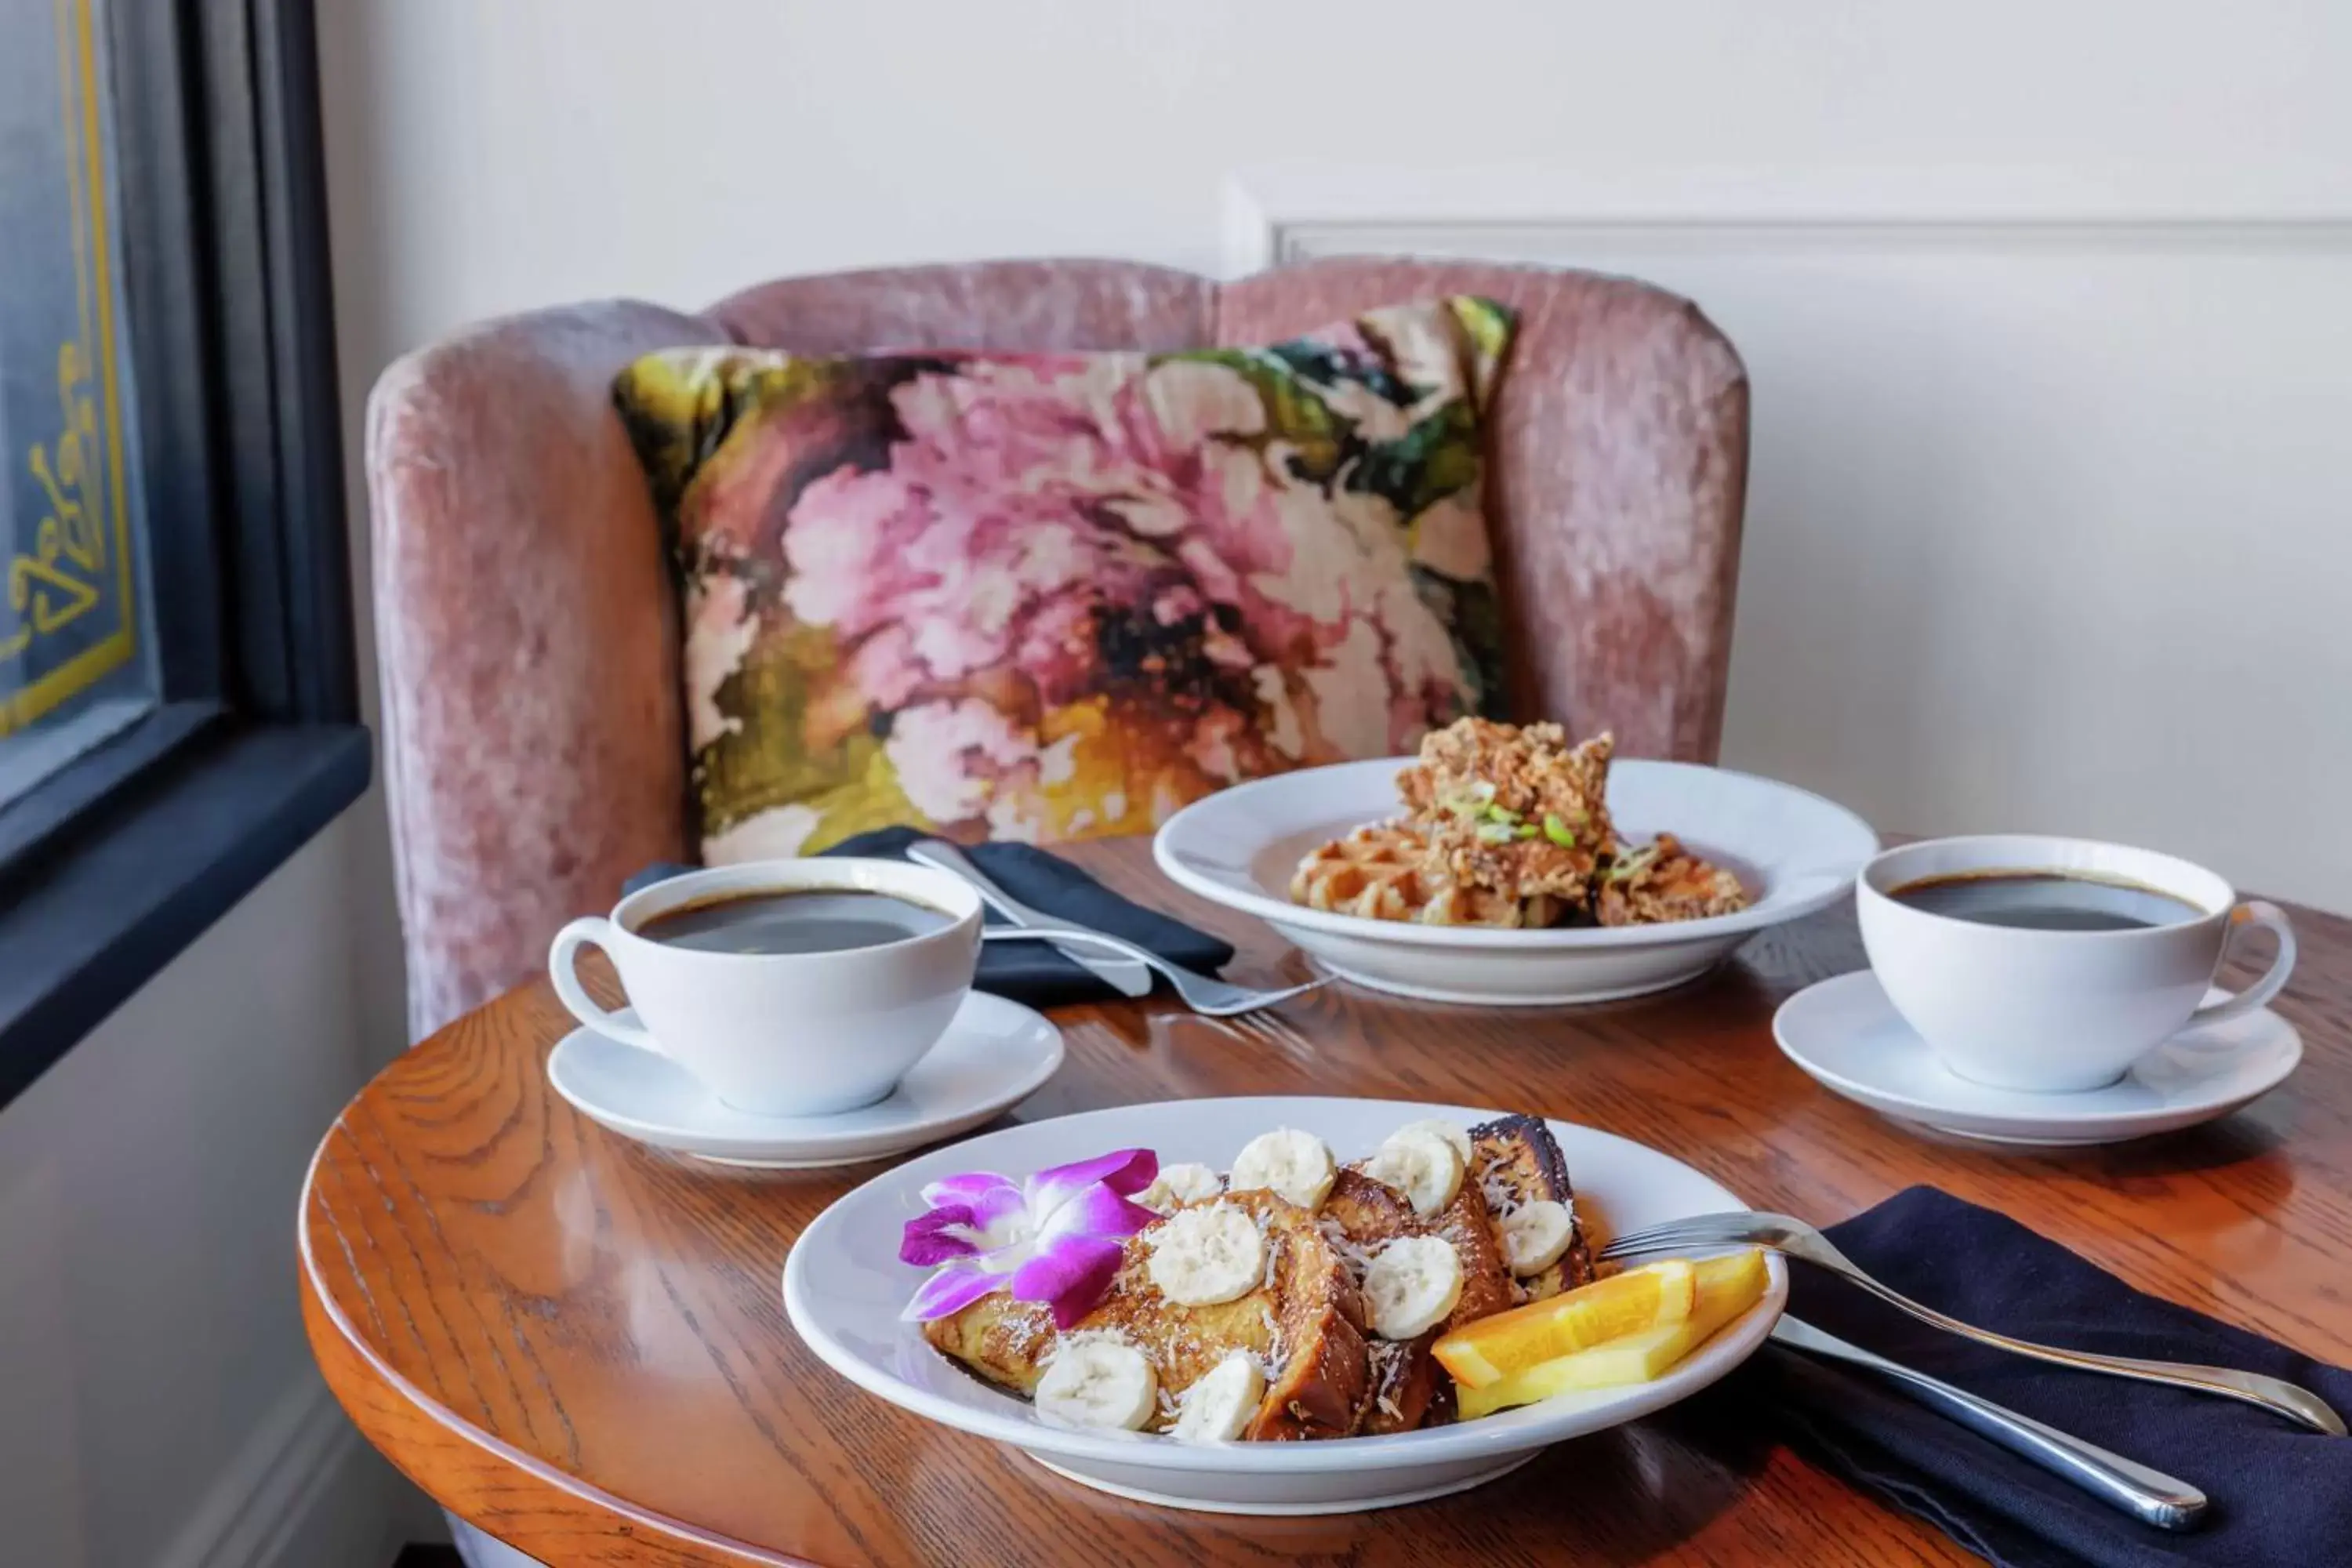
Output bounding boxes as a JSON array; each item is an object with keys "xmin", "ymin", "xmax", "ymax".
[
  {"xmin": 1857, "ymin": 835, "xmax": 2296, "ymax": 1094},
  {"xmin": 547, "ymin": 858, "xmax": 983, "ymax": 1118}
]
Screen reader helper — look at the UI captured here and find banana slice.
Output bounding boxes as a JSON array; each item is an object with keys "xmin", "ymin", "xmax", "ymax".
[
  {"xmin": 1229, "ymin": 1128, "xmax": 1336, "ymax": 1212},
  {"xmin": 1147, "ymin": 1204, "xmax": 1268, "ymax": 1306},
  {"xmin": 1392, "ymin": 1118, "xmax": 1474, "ymax": 1164},
  {"xmin": 1035, "ymin": 1337, "xmax": 1157, "ymax": 1431},
  {"xmin": 1137, "ymin": 1161, "xmax": 1222, "ymax": 1214},
  {"xmin": 1363, "ymin": 1235, "xmax": 1465, "ymax": 1340},
  {"xmin": 1498, "ymin": 1199, "xmax": 1576, "ymax": 1276},
  {"xmin": 1171, "ymin": 1352, "xmax": 1266, "ymax": 1443},
  {"xmin": 1359, "ymin": 1129, "xmax": 1465, "ymax": 1217}
]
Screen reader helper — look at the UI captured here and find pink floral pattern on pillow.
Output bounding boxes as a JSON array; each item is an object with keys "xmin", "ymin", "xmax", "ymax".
[{"xmin": 614, "ymin": 296, "xmax": 1514, "ymax": 857}]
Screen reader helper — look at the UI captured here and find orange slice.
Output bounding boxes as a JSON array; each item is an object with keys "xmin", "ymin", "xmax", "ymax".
[
  {"xmin": 1456, "ymin": 1249, "xmax": 1771, "ymax": 1418},
  {"xmin": 1433, "ymin": 1258, "xmax": 1698, "ymax": 1388}
]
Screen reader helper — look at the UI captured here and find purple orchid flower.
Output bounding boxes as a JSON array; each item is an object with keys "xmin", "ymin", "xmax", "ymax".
[{"xmin": 900, "ymin": 1149, "xmax": 1159, "ymax": 1330}]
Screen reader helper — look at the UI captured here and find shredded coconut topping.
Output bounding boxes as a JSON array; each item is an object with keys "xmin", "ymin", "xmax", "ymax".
[
  {"xmin": 1316, "ymin": 1214, "xmax": 1377, "ymax": 1279},
  {"xmin": 1256, "ymin": 1305, "xmax": 1284, "ymax": 1380},
  {"xmin": 1480, "ymin": 1168, "xmax": 1526, "ymax": 1221}
]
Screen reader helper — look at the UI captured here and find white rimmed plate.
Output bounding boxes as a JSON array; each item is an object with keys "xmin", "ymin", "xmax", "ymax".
[
  {"xmin": 1774, "ymin": 970, "xmax": 2301, "ymax": 1147},
  {"xmin": 1152, "ymin": 757, "xmax": 1877, "ymax": 1005},
  {"xmin": 547, "ymin": 993, "xmax": 1063, "ymax": 1168},
  {"xmin": 781, "ymin": 1095, "xmax": 1788, "ymax": 1514}
]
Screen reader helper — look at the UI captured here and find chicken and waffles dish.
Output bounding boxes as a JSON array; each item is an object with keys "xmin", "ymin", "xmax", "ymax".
[{"xmin": 1289, "ymin": 718, "xmax": 1751, "ymax": 930}]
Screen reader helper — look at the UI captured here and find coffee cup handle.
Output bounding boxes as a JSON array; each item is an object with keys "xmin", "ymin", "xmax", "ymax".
[
  {"xmin": 548, "ymin": 917, "xmax": 661, "ymax": 1052},
  {"xmin": 2187, "ymin": 902, "xmax": 2297, "ymax": 1029}
]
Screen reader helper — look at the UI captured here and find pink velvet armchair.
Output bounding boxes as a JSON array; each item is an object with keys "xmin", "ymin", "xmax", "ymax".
[{"xmin": 369, "ymin": 257, "xmax": 1750, "ymax": 1041}]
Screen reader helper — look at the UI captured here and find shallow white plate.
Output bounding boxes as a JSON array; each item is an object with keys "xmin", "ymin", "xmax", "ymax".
[
  {"xmin": 1774, "ymin": 970, "xmax": 2301, "ymax": 1147},
  {"xmin": 1152, "ymin": 757, "xmax": 1877, "ymax": 1005},
  {"xmin": 782, "ymin": 1095, "xmax": 1788, "ymax": 1514},
  {"xmin": 547, "ymin": 993, "xmax": 1064, "ymax": 1168}
]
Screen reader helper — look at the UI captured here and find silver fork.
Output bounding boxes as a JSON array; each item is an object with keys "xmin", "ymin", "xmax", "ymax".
[
  {"xmin": 979, "ymin": 926, "xmax": 1326, "ymax": 1017},
  {"xmin": 1602, "ymin": 1210, "xmax": 2345, "ymax": 1436},
  {"xmin": 907, "ymin": 840, "xmax": 1152, "ymax": 997}
]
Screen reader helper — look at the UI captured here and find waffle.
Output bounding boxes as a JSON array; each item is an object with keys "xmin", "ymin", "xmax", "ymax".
[{"xmin": 1289, "ymin": 824, "xmax": 1564, "ymax": 928}]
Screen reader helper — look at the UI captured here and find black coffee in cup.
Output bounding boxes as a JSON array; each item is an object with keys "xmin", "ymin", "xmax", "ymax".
[
  {"xmin": 636, "ymin": 889, "xmax": 952, "ymax": 956},
  {"xmin": 1890, "ymin": 870, "xmax": 2201, "ymax": 933}
]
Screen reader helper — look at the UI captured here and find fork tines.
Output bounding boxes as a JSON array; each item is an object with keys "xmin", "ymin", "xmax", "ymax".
[{"xmin": 1597, "ymin": 1212, "xmax": 1782, "ymax": 1259}]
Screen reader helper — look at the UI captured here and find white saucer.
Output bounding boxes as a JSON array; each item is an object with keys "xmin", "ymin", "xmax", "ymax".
[
  {"xmin": 547, "ymin": 993, "xmax": 1064, "ymax": 1168},
  {"xmin": 1774, "ymin": 970, "xmax": 2300, "ymax": 1147}
]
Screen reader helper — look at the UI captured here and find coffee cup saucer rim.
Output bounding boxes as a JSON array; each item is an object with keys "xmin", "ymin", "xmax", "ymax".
[
  {"xmin": 1773, "ymin": 968, "xmax": 2299, "ymax": 1144},
  {"xmin": 546, "ymin": 992, "xmax": 1065, "ymax": 1167}
]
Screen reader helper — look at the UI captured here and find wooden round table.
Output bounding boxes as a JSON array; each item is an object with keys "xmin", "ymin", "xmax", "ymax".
[{"xmin": 301, "ymin": 839, "xmax": 2352, "ymax": 1566}]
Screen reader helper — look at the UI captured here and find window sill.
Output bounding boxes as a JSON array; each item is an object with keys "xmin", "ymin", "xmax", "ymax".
[{"xmin": 0, "ymin": 722, "xmax": 372, "ymax": 1111}]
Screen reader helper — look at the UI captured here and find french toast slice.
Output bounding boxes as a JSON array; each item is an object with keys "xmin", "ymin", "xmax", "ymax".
[
  {"xmin": 1469, "ymin": 1113, "xmax": 1594, "ymax": 1298},
  {"xmin": 923, "ymin": 1189, "xmax": 1368, "ymax": 1439},
  {"xmin": 1319, "ymin": 1167, "xmax": 1517, "ymax": 1432}
]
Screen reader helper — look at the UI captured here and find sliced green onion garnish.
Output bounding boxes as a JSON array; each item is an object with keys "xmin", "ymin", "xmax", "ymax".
[
  {"xmin": 1608, "ymin": 843, "xmax": 1661, "ymax": 882},
  {"xmin": 1542, "ymin": 813, "xmax": 1576, "ymax": 848}
]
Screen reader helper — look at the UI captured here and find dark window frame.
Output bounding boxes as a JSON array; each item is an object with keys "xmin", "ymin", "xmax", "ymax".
[{"xmin": 0, "ymin": 0, "xmax": 367, "ymax": 1110}]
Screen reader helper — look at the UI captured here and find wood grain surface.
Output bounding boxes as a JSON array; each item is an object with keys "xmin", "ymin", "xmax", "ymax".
[{"xmin": 300, "ymin": 838, "xmax": 2352, "ymax": 1566}]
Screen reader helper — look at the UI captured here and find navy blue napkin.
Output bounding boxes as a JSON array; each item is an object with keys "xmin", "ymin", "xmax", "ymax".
[
  {"xmin": 1730, "ymin": 1187, "xmax": 2352, "ymax": 1567},
  {"xmin": 621, "ymin": 827, "xmax": 1233, "ymax": 1009}
]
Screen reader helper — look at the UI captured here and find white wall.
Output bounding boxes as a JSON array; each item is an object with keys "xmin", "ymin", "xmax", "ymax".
[
  {"xmin": 314, "ymin": 0, "xmax": 2352, "ymax": 914},
  {"xmin": 0, "ymin": 821, "xmax": 411, "ymax": 1567},
  {"xmin": 1241, "ymin": 183, "xmax": 2352, "ymax": 913}
]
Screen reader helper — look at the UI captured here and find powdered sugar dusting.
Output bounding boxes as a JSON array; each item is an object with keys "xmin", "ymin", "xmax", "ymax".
[{"xmin": 1047, "ymin": 1327, "xmax": 1138, "ymax": 1365}]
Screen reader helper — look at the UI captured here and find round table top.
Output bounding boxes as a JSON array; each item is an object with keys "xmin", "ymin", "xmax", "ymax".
[{"xmin": 300, "ymin": 837, "xmax": 2352, "ymax": 1567}]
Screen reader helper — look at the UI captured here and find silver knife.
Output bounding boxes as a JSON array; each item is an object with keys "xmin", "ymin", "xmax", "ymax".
[
  {"xmin": 906, "ymin": 840, "xmax": 1153, "ymax": 999},
  {"xmin": 1770, "ymin": 1314, "xmax": 2208, "ymax": 1530}
]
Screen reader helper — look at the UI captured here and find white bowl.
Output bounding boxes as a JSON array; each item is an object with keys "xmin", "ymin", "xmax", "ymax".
[
  {"xmin": 781, "ymin": 1095, "xmax": 1788, "ymax": 1515},
  {"xmin": 1152, "ymin": 758, "xmax": 1878, "ymax": 1005}
]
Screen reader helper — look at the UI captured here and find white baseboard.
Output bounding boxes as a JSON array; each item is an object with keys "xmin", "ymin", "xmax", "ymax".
[{"xmin": 157, "ymin": 1374, "xmax": 404, "ymax": 1568}]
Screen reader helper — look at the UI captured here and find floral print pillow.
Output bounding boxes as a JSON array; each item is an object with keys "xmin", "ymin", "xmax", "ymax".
[{"xmin": 612, "ymin": 296, "xmax": 1515, "ymax": 860}]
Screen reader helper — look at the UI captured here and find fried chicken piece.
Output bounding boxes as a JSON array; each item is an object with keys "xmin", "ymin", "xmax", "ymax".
[
  {"xmin": 1399, "ymin": 719, "xmax": 1616, "ymax": 905},
  {"xmin": 1595, "ymin": 833, "xmax": 1750, "ymax": 926}
]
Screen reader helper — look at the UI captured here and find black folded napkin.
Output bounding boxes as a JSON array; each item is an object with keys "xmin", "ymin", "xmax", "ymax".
[
  {"xmin": 1732, "ymin": 1187, "xmax": 2352, "ymax": 1567},
  {"xmin": 620, "ymin": 827, "xmax": 1233, "ymax": 1009}
]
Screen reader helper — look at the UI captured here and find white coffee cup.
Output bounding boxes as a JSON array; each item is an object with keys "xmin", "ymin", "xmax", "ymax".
[
  {"xmin": 1857, "ymin": 835, "xmax": 2296, "ymax": 1094},
  {"xmin": 547, "ymin": 858, "xmax": 983, "ymax": 1118}
]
